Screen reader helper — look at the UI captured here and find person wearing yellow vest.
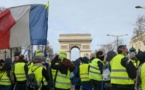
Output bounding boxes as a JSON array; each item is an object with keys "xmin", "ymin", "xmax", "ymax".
[
  {"xmin": 104, "ymin": 50, "xmax": 117, "ymax": 90},
  {"xmin": 89, "ymin": 51, "xmax": 104, "ymax": 90},
  {"xmin": 110, "ymin": 45, "xmax": 137, "ymax": 90},
  {"xmin": 51, "ymin": 50, "xmax": 75, "ymax": 90},
  {"xmin": 27, "ymin": 50, "xmax": 49, "ymax": 90},
  {"xmin": 79, "ymin": 57, "xmax": 92, "ymax": 90},
  {"xmin": 0, "ymin": 58, "xmax": 15, "ymax": 90},
  {"xmin": 135, "ymin": 52, "xmax": 145, "ymax": 90},
  {"xmin": 13, "ymin": 55, "xmax": 28, "ymax": 90},
  {"xmin": 129, "ymin": 52, "xmax": 140, "ymax": 68}
]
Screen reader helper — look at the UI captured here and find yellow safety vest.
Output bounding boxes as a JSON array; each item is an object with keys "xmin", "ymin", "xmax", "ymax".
[
  {"xmin": 89, "ymin": 58, "xmax": 103, "ymax": 81},
  {"xmin": 28, "ymin": 62, "xmax": 34, "ymax": 69},
  {"xmin": 141, "ymin": 63, "xmax": 145, "ymax": 90},
  {"xmin": 55, "ymin": 69, "xmax": 70, "ymax": 89},
  {"xmin": 110, "ymin": 54, "xmax": 134, "ymax": 85},
  {"xmin": 50, "ymin": 62, "xmax": 57, "ymax": 80},
  {"xmin": 79, "ymin": 64, "xmax": 90, "ymax": 82},
  {"xmin": 0, "ymin": 71, "xmax": 11, "ymax": 85},
  {"xmin": 28, "ymin": 65, "xmax": 48, "ymax": 90},
  {"xmin": 131, "ymin": 60, "xmax": 140, "ymax": 68},
  {"xmin": 14, "ymin": 62, "xmax": 26, "ymax": 81}
]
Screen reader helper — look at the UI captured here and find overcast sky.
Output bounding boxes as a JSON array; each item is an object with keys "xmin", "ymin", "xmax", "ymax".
[{"xmin": 1, "ymin": 0, "xmax": 145, "ymax": 60}]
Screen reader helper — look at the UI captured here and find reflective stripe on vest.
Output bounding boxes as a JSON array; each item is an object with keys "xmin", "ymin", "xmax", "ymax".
[
  {"xmin": 55, "ymin": 70, "xmax": 70, "ymax": 89},
  {"xmin": 141, "ymin": 63, "xmax": 145, "ymax": 90},
  {"xmin": 89, "ymin": 58, "xmax": 103, "ymax": 81},
  {"xmin": 0, "ymin": 72, "xmax": 11, "ymax": 85},
  {"xmin": 50, "ymin": 62, "xmax": 57, "ymax": 80},
  {"xmin": 80, "ymin": 64, "xmax": 90, "ymax": 82},
  {"xmin": 110, "ymin": 54, "xmax": 134, "ymax": 85},
  {"xmin": 14, "ymin": 62, "xmax": 26, "ymax": 81},
  {"xmin": 51, "ymin": 69, "xmax": 56, "ymax": 80}
]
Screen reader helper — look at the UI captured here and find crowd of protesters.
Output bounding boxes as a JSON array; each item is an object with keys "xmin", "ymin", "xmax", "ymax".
[{"xmin": 0, "ymin": 45, "xmax": 145, "ymax": 90}]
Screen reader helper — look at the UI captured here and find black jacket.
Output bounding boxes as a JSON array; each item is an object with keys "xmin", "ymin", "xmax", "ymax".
[{"xmin": 121, "ymin": 57, "xmax": 137, "ymax": 79}]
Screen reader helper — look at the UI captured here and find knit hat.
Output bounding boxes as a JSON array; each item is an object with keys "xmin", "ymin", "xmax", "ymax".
[
  {"xmin": 106, "ymin": 50, "xmax": 117, "ymax": 61},
  {"xmin": 82, "ymin": 57, "xmax": 89, "ymax": 64},
  {"xmin": 129, "ymin": 52, "xmax": 136, "ymax": 59},
  {"xmin": 33, "ymin": 50, "xmax": 44, "ymax": 63},
  {"xmin": 59, "ymin": 50, "xmax": 67, "ymax": 59}
]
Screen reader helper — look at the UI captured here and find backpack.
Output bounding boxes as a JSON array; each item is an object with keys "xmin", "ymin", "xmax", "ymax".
[{"xmin": 26, "ymin": 66, "xmax": 40, "ymax": 90}]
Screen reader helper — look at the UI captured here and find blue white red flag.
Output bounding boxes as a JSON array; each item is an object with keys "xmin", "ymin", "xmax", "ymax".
[{"xmin": 0, "ymin": 4, "xmax": 48, "ymax": 49}]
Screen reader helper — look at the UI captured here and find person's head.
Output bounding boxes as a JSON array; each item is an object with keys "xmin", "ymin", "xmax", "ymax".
[
  {"xmin": 136, "ymin": 52, "xmax": 145, "ymax": 64},
  {"xmin": 79, "ymin": 57, "xmax": 83, "ymax": 64},
  {"xmin": 0, "ymin": 59, "xmax": 4, "ymax": 67},
  {"xmin": 19, "ymin": 55, "xmax": 24, "ymax": 60},
  {"xmin": 96, "ymin": 50, "xmax": 104, "ymax": 61},
  {"xmin": 58, "ymin": 50, "xmax": 67, "ymax": 60},
  {"xmin": 33, "ymin": 50, "xmax": 44, "ymax": 64},
  {"xmin": 129, "ymin": 52, "xmax": 136, "ymax": 60},
  {"xmin": 5, "ymin": 58, "xmax": 12, "ymax": 64},
  {"xmin": 82, "ymin": 57, "xmax": 89, "ymax": 64},
  {"xmin": 106, "ymin": 50, "xmax": 117, "ymax": 62},
  {"xmin": 117, "ymin": 45, "xmax": 128, "ymax": 55}
]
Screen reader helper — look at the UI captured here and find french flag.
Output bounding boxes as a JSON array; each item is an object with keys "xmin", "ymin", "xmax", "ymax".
[{"xmin": 0, "ymin": 4, "xmax": 48, "ymax": 50}]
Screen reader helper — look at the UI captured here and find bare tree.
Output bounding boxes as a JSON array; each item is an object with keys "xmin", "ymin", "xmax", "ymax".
[
  {"xmin": 133, "ymin": 15, "xmax": 145, "ymax": 37},
  {"xmin": 36, "ymin": 41, "xmax": 54, "ymax": 59}
]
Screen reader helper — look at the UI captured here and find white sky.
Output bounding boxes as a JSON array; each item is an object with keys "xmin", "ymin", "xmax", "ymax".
[{"xmin": 1, "ymin": 0, "xmax": 145, "ymax": 60}]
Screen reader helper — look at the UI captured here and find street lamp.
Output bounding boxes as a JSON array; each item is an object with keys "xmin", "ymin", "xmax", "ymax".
[
  {"xmin": 4, "ymin": 50, "xmax": 7, "ymax": 59},
  {"xmin": 135, "ymin": 6, "xmax": 145, "ymax": 9},
  {"xmin": 107, "ymin": 34, "xmax": 128, "ymax": 48}
]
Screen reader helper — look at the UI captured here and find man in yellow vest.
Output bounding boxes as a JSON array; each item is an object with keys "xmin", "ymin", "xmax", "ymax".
[
  {"xmin": 89, "ymin": 51, "xmax": 104, "ymax": 90},
  {"xmin": 79, "ymin": 57, "xmax": 92, "ymax": 90},
  {"xmin": 14, "ymin": 55, "xmax": 28, "ymax": 90},
  {"xmin": 51, "ymin": 50, "xmax": 75, "ymax": 90},
  {"xmin": 135, "ymin": 52, "xmax": 145, "ymax": 90},
  {"xmin": 110, "ymin": 45, "xmax": 136, "ymax": 90},
  {"xmin": 27, "ymin": 50, "xmax": 49, "ymax": 90}
]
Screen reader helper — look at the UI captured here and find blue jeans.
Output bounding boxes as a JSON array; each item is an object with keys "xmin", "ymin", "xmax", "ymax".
[{"xmin": 0, "ymin": 85, "xmax": 11, "ymax": 90}]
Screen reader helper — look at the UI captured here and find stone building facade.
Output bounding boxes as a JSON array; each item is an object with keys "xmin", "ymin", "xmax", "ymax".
[
  {"xmin": 59, "ymin": 34, "xmax": 92, "ymax": 59},
  {"xmin": 130, "ymin": 34, "xmax": 145, "ymax": 52}
]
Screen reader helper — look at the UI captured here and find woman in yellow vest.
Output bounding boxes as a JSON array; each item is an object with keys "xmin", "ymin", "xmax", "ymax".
[
  {"xmin": 51, "ymin": 50, "xmax": 75, "ymax": 90},
  {"xmin": 135, "ymin": 52, "xmax": 145, "ymax": 90},
  {"xmin": 0, "ymin": 58, "xmax": 14, "ymax": 90},
  {"xmin": 79, "ymin": 57, "xmax": 92, "ymax": 90},
  {"xmin": 89, "ymin": 51, "xmax": 104, "ymax": 90}
]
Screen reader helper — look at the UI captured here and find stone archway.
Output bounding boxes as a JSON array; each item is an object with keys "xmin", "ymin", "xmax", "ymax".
[
  {"xmin": 59, "ymin": 34, "xmax": 92, "ymax": 59},
  {"xmin": 130, "ymin": 34, "xmax": 145, "ymax": 52}
]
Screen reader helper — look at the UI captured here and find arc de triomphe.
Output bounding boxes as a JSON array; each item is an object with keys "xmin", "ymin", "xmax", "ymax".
[{"xmin": 59, "ymin": 34, "xmax": 92, "ymax": 60}]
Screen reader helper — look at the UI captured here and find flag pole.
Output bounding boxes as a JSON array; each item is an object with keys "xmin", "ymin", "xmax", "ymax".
[{"xmin": 23, "ymin": 45, "xmax": 31, "ymax": 55}]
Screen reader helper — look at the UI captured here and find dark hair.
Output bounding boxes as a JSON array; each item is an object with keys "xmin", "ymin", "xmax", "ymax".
[
  {"xmin": 19, "ymin": 55, "xmax": 24, "ymax": 60},
  {"xmin": 117, "ymin": 45, "xmax": 126, "ymax": 54},
  {"xmin": 106, "ymin": 50, "xmax": 117, "ymax": 61},
  {"xmin": 2, "ymin": 58, "xmax": 12, "ymax": 71},
  {"xmin": 96, "ymin": 51, "xmax": 103, "ymax": 58}
]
